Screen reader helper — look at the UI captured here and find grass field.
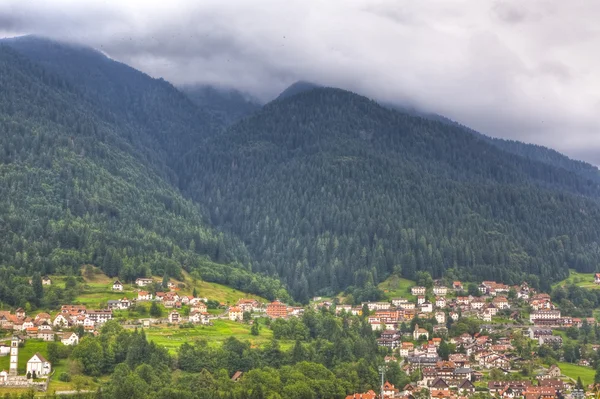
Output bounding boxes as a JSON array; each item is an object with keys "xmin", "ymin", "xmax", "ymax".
[
  {"xmin": 553, "ymin": 270, "xmax": 600, "ymax": 290},
  {"xmin": 378, "ymin": 276, "xmax": 416, "ymax": 299},
  {"xmin": 556, "ymin": 362, "xmax": 595, "ymax": 385},
  {"xmin": 144, "ymin": 319, "xmax": 286, "ymax": 353}
]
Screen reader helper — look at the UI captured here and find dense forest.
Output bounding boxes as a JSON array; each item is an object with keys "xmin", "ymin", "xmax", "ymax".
[
  {"xmin": 179, "ymin": 85, "xmax": 261, "ymax": 125},
  {"xmin": 0, "ymin": 43, "xmax": 289, "ymax": 304},
  {"xmin": 3, "ymin": 36, "xmax": 600, "ymax": 305},
  {"xmin": 181, "ymin": 88, "xmax": 600, "ymax": 301}
]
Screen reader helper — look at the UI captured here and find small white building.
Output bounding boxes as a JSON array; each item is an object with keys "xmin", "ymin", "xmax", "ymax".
[
  {"xmin": 53, "ymin": 314, "xmax": 70, "ymax": 327},
  {"xmin": 168, "ymin": 311, "xmax": 180, "ymax": 324},
  {"xmin": 27, "ymin": 353, "xmax": 51, "ymax": 377},
  {"xmin": 0, "ymin": 370, "xmax": 8, "ymax": 382},
  {"xmin": 112, "ymin": 280, "xmax": 124, "ymax": 291},
  {"xmin": 135, "ymin": 278, "xmax": 154, "ymax": 287},
  {"xmin": 435, "ymin": 312, "xmax": 446, "ymax": 324},
  {"xmin": 411, "ymin": 286, "xmax": 426, "ymax": 296},
  {"xmin": 137, "ymin": 291, "xmax": 153, "ymax": 301},
  {"xmin": 61, "ymin": 332, "xmax": 79, "ymax": 346},
  {"xmin": 433, "ymin": 286, "xmax": 448, "ymax": 296}
]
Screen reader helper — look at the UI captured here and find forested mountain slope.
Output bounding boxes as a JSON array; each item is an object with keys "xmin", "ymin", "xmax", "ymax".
[
  {"xmin": 3, "ymin": 35, "xmax": 223, "ymax": 184},
  {"xmin": 387, "ymin": 102, "xmax": 600, "ymax": 183},
  {"xmin": 180, "ymin": 84, "xmax": 262, "ymax": 125},
  {"xmin": 0, "ymin": 44, "xmax": 288, "ymax": 306},
  {"xmin": 181, "ymin": 88, "xmax": 600, "ymax": 301}
]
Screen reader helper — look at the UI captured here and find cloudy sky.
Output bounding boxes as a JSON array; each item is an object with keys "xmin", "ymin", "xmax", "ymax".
[{"xmin": 1, "ymin": 0, "xmax": 599, "ymax": 164}]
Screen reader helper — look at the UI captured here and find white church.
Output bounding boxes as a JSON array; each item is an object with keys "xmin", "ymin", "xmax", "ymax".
[{"xmin": 0, "ymin": 337, "xmax": 51, "ymax": 385}]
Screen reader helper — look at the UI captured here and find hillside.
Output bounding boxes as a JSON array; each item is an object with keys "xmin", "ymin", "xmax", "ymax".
[
  {"xmin": 180, "ymin": 84, "xmax": 262, "ymax": 125},
  {"xmin": 181, "ymin": 87, "xmax": 600, "ymax": 301},
  {"xmin": 0, "ymin": 43, "xmax": 289, "ymax": 308},
  {"xmin": 2, "ymin": 35, "xmax": 224, "ymax": 185}
]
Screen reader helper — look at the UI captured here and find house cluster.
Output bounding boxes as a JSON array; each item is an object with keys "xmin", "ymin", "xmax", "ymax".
[
  {"xmin": 485, "ymin": 365, "xmax": 564, "ymax": 399},
  {"xmin": 528, "ymin": 293, "xmax": 596, "ymax": 328},
  {"xmin": 52, "ymin": 305, "xmax": 112, "ymax": 331},
  {"xmin": 226, "ymin": 298, "xmax": 264, "ymax": 321},
  {"xmin": 0, "ymin": 309, "xmax": 80, "ymax": 345},
  {"xmin": 361, "ymin": 281, "xmax": 529, "ymax": 335},
  {"xmin": 346, "ymin": 378, "xmax": 476, "ymax": 399}
]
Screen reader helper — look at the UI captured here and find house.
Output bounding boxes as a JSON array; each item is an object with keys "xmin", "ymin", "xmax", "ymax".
[
  {"xmin": 493, "ymin": 296, "xmax": 510, "ymax": 310},
  {"xmin": 530, "ymin": 310, "xmax": 561, "ymax": 323},
  {"xmin": 435, "ymin": 312, "xmax": 446, "ymax": 324},
  {"xmin": 435, "ymin": 297, "xmax": 446, "ymax": 308},
  {"xmin": 453, "ymin": 281, "xmax": 463, "ymax": 291},
  {"xmin": 112, "ymin": 280, "xmax": 124, "ymax": 291},
  {"xmin": 413, "ymin": 324, "xmax": 429, "ymax": 340},
  {"xmin": 192, "ymin": 302, "xmax": 208, "ymax": 313},
  {"xmin": 61, "ymin": 332, "xmax": 79, "ymax": 346},
  {"xmin": 266, "ymin": 300, "xmax": 288, "ymax": 318},
  {"xmin": 522, "ymin": 386, "xmax": 557, "ymax": 399},
  {"xmin": 547, "ymin": 364, "xmax": 561, "ymax": 378},
  {"xmin": 539, "ymin": 336, "xmax": 562, "ymax": 347},
  {"xmin": 38, "ymin": 331, "xmax": 55, "ymax": 342},
  {"xmin": 189, "ymin": 311, "xmax": 210, "ymax": 325},
  {"xmin": 27, "ymin": 353, "xmax": 51, "ymax": 377},
  {"xmin": 41, "ymin": 276, "xmax": 52, "ymax": 286},
  {"xmin": 228, "ymin": 307, "xmax": 244, "ymax": 321},
  {"xmin": 231, "ymin": 371, "xmax": 243, "ymax": 382},
  {"xmin": 237, "ymin": 299, "xmax": 261, "ymax": 313},
  {"xmin": 450, "ymin": 312, "xmax": 459, "ymax": 321},
  {"xmin": 34, "ymin": 313, "xmax": 52, "ymax": 326},
  {"xmin": 135, "ymin": 278, "xmax": 154, "ymax": 287},
  {"xmin": 382, "ymin": 381, "xmax": 399, "ymax": 398},
  {"xmin": 417, "ymin": 296, "xmax": 426, "ymax": 305},
  {"xmin": 0, "ymin": 370, "xmax": 7, "ymax": 382},
  {"xmin": 345, "ymin": 391, "xmax": 377, "ymax": 399},
  {"xmin": 53, "ymin": 314, "xmax": 70, "ymax": 327},
  {"xmin": 411, "ymin": 286, "xmax": 426, "ymax": 296},
  {"xmin": 421, "ymin": 301, "xmax": 433, "ymax": 313},
  {"xmin": 595, "ymin": 273, "xmax": 600, "ymax": 284},
  {"xmin": 433, "ymin": 286, "xmax": 447, "ymax": 296},
  {"xmin": 87, "ymin": 310, "xmax": 112, "ymax": 324},
  {"xmin": 168, "ymin": 311, "xmax": 181, "ymax": 324},
  {"xmin": 137, "ymin": 291, "xmax": 153, "ymax": 301},
  {"xmin": 400, "ymin": 342, "xmax": 414, "ymax": 357}
]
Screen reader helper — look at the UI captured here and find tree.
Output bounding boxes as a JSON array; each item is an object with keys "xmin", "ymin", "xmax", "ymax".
[
  {"xmin": 438, "ymin": 341, "xmax": 450, "ymax": 360},
  {"xmin": 251, "ymin": 322, "xmax": 260, "ymax": 336},
  {"xmin": 31, "ymin": 272, "xmax": 43, "ymax": 301},
  {"xmin": 150, "ymin": 302, "xmax": 162, "ymax": 318},
  {"xmin": 47, "ymin": 342, "xmax": 60, "ymax": 365},
  {"xmin": 577, "ymin": 376, "xmax": 585, "ymax": 391}
]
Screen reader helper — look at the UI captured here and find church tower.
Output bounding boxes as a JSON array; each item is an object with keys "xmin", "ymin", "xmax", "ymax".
[{"xmin": 9, "ymin": 336, "xmax": 18, "ymax": 376}]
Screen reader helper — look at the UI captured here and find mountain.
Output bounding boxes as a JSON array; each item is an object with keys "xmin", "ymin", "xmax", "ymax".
[
  {"xmin": 0, "ymin": 42, "xmax": 289, "ymax": 306},
  {"xmin": 276, "ymin": 81, "xmax": 322, "ymax": 101},
  {"xmin": 386, "ymin": 102, "xmax": 600, "ymax": 184},
  {"xmin": 180, "ymin": 84, "xmax": 262, "ymax": 125},
  {"xmin": 2, "ymin": 35, "xmax": 224, "ymax": 184},
  {"xmin": 180, "ymin": 87, "xmax": 600, "ymax": 301}
]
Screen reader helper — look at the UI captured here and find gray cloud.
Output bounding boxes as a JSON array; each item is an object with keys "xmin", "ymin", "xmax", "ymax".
[{"xmin": 1, "ymin": 0, "xmax": 599, "ymax": 164}]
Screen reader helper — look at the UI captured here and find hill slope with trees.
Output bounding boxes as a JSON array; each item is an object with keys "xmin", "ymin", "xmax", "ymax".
[
  {"xmin": 0, "ymin": 44, "xmax": 289, "ymax": 307},
  {"xmin": 181, "ymin": 88, "xmax": 600, "ymax": 301}
]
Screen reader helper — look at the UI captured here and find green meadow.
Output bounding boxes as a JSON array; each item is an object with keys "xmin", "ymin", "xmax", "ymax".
[{"xmin": 144, "ymin": 319, "xmax": 289, "ymax": 353}]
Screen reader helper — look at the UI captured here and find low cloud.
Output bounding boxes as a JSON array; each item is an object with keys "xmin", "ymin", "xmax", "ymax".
[{"xmin": 1, "ymin": 0, "xmax": 599, "ymax": 164}]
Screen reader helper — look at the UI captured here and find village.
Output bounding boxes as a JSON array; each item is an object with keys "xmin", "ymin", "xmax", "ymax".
[{"xmin": 0, "ymin": 273, "xmax": 598, "ymax": 398}]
